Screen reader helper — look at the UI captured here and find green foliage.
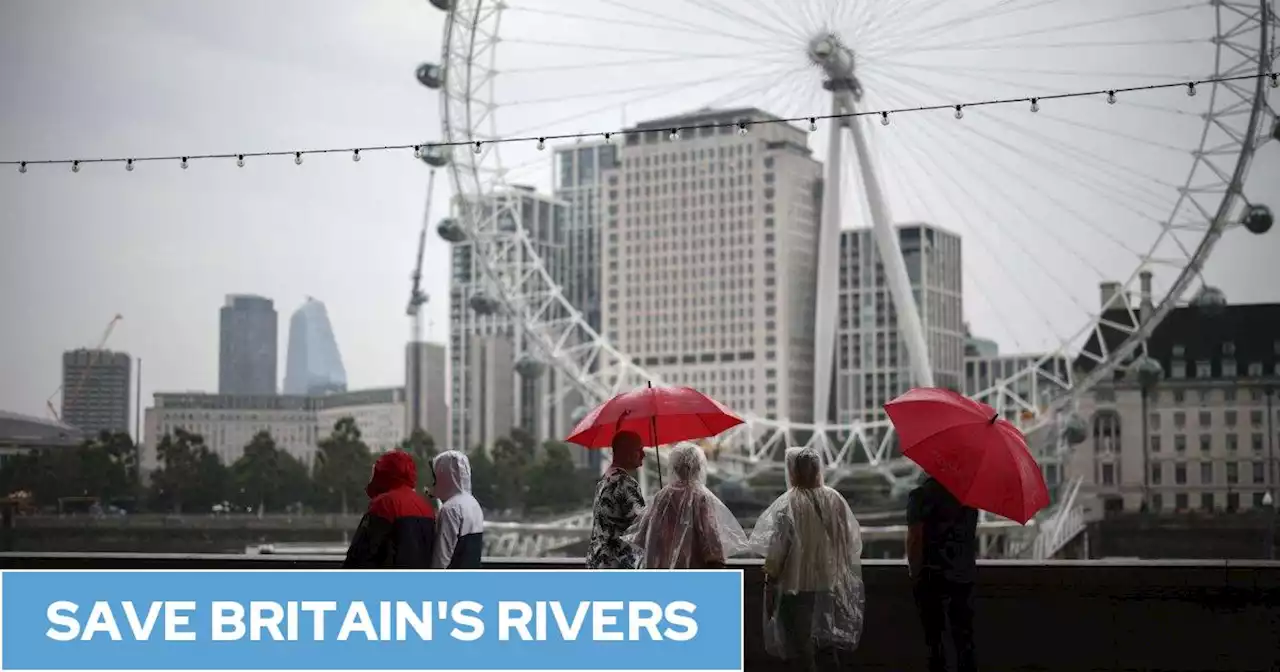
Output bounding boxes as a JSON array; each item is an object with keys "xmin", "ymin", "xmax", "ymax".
[
  {"xmin": 313, "ymin": 417, "xmax": 374, "ymax": 514},
  {"xmin": 0, "ymin": 431, "xmax": 140, "ymax": 509},
  {"xmin": 525, "ymin": 441, "xmax": 586, "ymax": 512},
  {"xmin": 148, "ymin": 429, "xmax": 230, "ymax": 513},
  {"xmin": 466, "ymin": 445, "xmax": 498, "ymax": 508},
  {"xmin": 397, "ymin": 429, "xmax": 438, "ymax": 486},
  {"xmin": 230, "ymin": 431, "xmax": 309, "ymax": 514}
]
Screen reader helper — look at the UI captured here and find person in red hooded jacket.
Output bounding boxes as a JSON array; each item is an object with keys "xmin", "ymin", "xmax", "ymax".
[{"xmin": 342, "ymin": 450, "xmax": 436, "ymax": 568}]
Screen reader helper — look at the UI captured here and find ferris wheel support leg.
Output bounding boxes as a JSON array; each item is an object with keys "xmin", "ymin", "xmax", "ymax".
[
  {"xmin": 841, "ymin": 95, "xmax": 935, "ymax": 390},
  {"xmin": 813, "ymin": 97, "xmax": 846, "ymax": 425}
]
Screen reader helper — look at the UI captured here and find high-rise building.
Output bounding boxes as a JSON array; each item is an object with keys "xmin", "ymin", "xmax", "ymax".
[
  {"xmin": 554, "ymin": 141, "xmax": 616, "ymax": 334},
  {"xmin": 599, "ymin": 107, "xmax": 822, "ymax": 422},
  {"xmin": 219, "ymin": 295, "xmax": 277, "ymax": 396},
  {"xmin": 283, "ymin": 298, "xmax": 347, "ymax": 396},
  {"xmin": 404, "ymin": 341, "xmax": 448, "ymax": 442},
  {"xmin": 833, "ymin": 224, "xmax": 965, "ymax": 424},
  {"xmin": 60, "ymin": 349, "xmax": 131, "ymax": 435},
  {"xmin": 449, "ymin": 186, "xmax": 570, "ymax": 452}
]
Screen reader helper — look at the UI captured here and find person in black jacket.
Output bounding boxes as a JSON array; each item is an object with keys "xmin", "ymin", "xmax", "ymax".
[
  {"xmin": 343, "ymin": 450, "xmax": 436, "ymax": 568},
  {"xmin": 907, "ymin": 476, "xmax": 979, "ymax": 672}
]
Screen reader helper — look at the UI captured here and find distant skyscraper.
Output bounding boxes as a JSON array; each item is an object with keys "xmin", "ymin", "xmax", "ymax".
[
  {"xmin": 61, "ymin": 348, "xmax": 131, "ymax": 435},
  {"xmin": 283, "ymin": 298, "xmax": 347, "ymax": 396},
  {"xmin": 219, "ymin": 295, "xmax": 278, "ymax": 396},
  {"xmin": 554, "ymin": 141, "xmax": 615, "ymax": 333},
  {"xmin": 449, "ymin": 186, "xmax": 570, "ymax": 452},
  {"xmin": 599, "ymin": 107, "xmax": 823, "ymax": 422},
  {"xmin": 404, "ymin": 341, "xmax": 448, "ymax": 441},
  {"xmin": 833, "ymin": 224, "xmax": 965, "ymax": 424}
]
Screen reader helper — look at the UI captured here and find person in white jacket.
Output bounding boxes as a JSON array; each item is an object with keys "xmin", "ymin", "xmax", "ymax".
[{"xmin": 430, "ymin": 450, "xmax": 485, "ymax": 569}]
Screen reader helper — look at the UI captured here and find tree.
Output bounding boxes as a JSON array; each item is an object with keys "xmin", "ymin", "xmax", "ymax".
[
  {"xmin": 489, "ymin": 435, "xmax": 532, "ymax": 512},
  {"xmin": 0, "ymin": 431, "xmax": 140, "ymax": 510},
  {"xmin": 467, "ymin": 446, "xmax": 498, "ymax": 510},
  {"xmin": 148, "ymin": 429, "xmax": 229, "ymax": 513},
  {"xmin": 397, "ymin": 429, "xmax": 438, "ymax": 485},
  {"xmin": 525, "ymin": 441, "xmax": 584, "ymax": 512},
  {"xmin": 231, "ymin": 431, "xmax": 309, "ymax": 515},
  {"xmin": 313, "ymin": 417, "xmax": 373, "ymax": 514}
]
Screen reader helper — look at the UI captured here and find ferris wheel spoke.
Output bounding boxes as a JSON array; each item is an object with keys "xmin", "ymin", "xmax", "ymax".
[
  {"xmin": 873, "ymin": 37, "xmax": 1205, "ymax": 57},
  {"xmin": 865, "ymin": 65, "xmax": 1182, "ymax": 229},
  {"xmin": 582, "ymin": 0, "xmax": 803, "ymax": 46},
  {"xmin": 866, "ymin": 60, "xmax": 1201, "ymax": 83},
  {"xmin": 495, "ymin": 66, "xmax": 795, "ymax": 107},
  {"xmin": 870, "ymin": 2, "xmax": 1202, "ymax": 58},
  {"xmin": 862, "ymin": 0, "xmax": 1053, "ymax": 56},
  {"xmin": 871, "ymin": 126, "xmax": 1055, "ymax": 352},
  {"xmin": 502, "ymin": 6, "xmax": 791, "ymax": 49},
  {"xmin": 501, "ymin": 50, "xmax": 791, "ymax": 74},
  {"xmin": 870, "ymin": 82, "xmax": 1102, "ymax": 321}
]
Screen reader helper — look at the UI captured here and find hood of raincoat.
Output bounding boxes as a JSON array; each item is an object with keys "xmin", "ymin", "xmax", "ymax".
[
  {"xmin": 625, "ymin": 443, "xmax": 748, "ymax": 569},
  {"xmin": 433, "ymin": 450, "xmax": 473, "ymax": 502},
  {"xmin": 365, "ymin": 450, "xmax": 417, "ymax": 500}
]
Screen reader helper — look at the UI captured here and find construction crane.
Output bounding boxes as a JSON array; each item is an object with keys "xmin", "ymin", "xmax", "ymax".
[
  {"xmin": 47, "ymin": 314, "xmax": 124, "ymax": 422},
  {"xmin": 406, "ymin": 168, "xmax": 437, "ymax": 434}
]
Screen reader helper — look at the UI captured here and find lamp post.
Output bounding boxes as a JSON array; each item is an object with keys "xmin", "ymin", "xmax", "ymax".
[
  {"xmin": 1266, "ymin": 385, "xmax": 1275, "ymax": 560},
  {"xmin": 1264, "ymin": 490, "xmax": 1275, "ymax": 561},
  {"xmin": 1134, "ymin": 357, "xmax": 1165, "ymax": 512}
]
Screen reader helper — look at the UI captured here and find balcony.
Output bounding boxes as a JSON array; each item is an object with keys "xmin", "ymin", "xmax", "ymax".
[{"xmin": 2, "ymin": 554, "xmax": 1276, "ymax": 671}]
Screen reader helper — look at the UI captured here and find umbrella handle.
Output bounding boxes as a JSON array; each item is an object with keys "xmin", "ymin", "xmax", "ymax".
[{"xmin": 989, "ymin": 413, "xmax": 999, "ymax": 425}]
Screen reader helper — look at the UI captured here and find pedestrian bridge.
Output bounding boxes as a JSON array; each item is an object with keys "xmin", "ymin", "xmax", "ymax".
[{"xmin": 3, "ymin": 553, "xmax": 1274, "ymax": 671}]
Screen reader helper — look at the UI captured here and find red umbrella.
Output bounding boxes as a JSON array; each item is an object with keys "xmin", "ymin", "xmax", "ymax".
[
  {"xmin": 566, "ymin": 383, "xmax": 743, "ymax": 486},
  {"xmin": 884, "ymin": 387, "xmax": 1049, "ymax": 525}
]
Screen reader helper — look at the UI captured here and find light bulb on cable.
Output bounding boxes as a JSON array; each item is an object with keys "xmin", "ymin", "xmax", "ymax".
[
  {"xmin": 603, "ymin": 133, "xmax": 613, "ymax": 144},
  {"xmin": 1186, "ymin": 82, "xmax": 1197, "ymax": 97},
  {"xmin": 473, "ymin": 141, "xmax": 482, "ymax": 154},
  {"xmin": 1030, "ymin": 98, "xmax": 1040, "ymax": 113},
  {"xmin": 18, "ymin": 162, "xmax": 26, "ymax": 174},
  {"xmin": 737, "ymin": 123, "xmax": 748, "ymax": 136},
  {"xmin": 669, "ymin": 129, "xmax": 680, "ymax": 141},
  {"xmin": 72, "ymin": 161, "xmax": 80, "ymax": 173},
  {"xmin": 236, "ymin": 155, "xmax": 245, "ymax": 168},
  {"xmin": 1270, "ymin": 73, "xmax": 1278, "ymax": 89},
  {"xmin": 880, "ymin": 112, "xmax": 890, "ymax": 126},
  {"xmin": 413, "ymin": 146, "xmax": 422, "ymax": 159},
  {"xmin": 1106, "ymin": 90, "xmax": 1117, "ymax": 104},
  {"xmin": 808, "ymin": 118, "xmax": 817, "ymax": 132},
  {"xmin": 352, "ymin": 149, "xmax": 361, "ymax": 162},
  {"xmin": 126, "ymin": 159, "xmax": 134, "ymax": 172},
  {"xmin": 536, "ymin": 138, "xmax": 545, "ymax": 150},
  {"xmin": 954, "ymin": 105, "xmax": 964, "ymax": 120},
  {"xmin": 180, "ymin": 157, "xmax": 189, "ymax": 170},
  {"xmin": 294, "ymin": 152, "xmax": 303, "ymax": 165}
]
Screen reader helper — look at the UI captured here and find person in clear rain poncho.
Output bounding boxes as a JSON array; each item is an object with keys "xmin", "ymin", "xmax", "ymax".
[
  {"xmin": 748, "ymin": 446, "xmax": 866, "ymax": 671},
  {"xmin": 626, "ymin": 443, "xmax": 748, "ymax": 569}
]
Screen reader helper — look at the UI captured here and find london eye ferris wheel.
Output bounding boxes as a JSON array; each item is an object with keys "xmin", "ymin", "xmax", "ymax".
[{"xmin": 418, "ymin": 0, "xmax": 1277, "ymax": 490}]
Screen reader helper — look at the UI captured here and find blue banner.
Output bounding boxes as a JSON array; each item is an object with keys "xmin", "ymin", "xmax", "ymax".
[{"xmin": 0, "ymin": 570, "xmax": 743, "ymax": 671}]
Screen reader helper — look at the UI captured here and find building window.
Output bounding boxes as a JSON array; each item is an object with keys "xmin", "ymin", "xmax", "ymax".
[
  {"xmin": 1175, "ymin": 493, "xmax": 1189, "ymax": 511},
  {"xmin": 1199, "ymin": 434, "xmax": 1212, "ymax": 452},
  {"xmin": 1226, "ymin": 492, "xmax": 1240, "ymax": 513},
  {"xmin": 1225, "ymin": 389, "xmax": 1237, "ymax": 402},
  {"xmin": 1200, "ymin": 492, "xmax": 1214, "ymax": 511},
  {"xmin": 1195, "ymin": 360, "xmax": 1212, "ymax": 378},
  {"xmin": 1175, "ymin": 434, "xmax": 1187, "ymax": 452},
  {"xmin": 1200, "ymin": 461, "xmax": 1213, "ymax": 484},
  {"xmin": 1253, "ymin": 461, "xmax": 1266, "ymax": 484},
  {"xmin": 1199, "ymin": 411, "xmax": 1211, "ymax": 427},
  {"xmin": 1175, "ymin": 463, "xmax": 1187, "ymax": 484},
  {"xmin": 1254, "ymin": 492, "xmax": 1268, "ymax": 508},
  {"xmin": 1225, "ymin": 410, "xmax": 1237, "ymax": 427},
  {"xmin": 1223, "ymin": 360, "xmax": 1237, "ymax": 377},
  {"xmin": 1174, "ymin": 412, "xmax": 1186, "ymax": 429},
  {"xmin": 1101, "ymin": 463, "xmax": 1115, "ymax": 485},
  {"xmin": 1171, "ymin": 361, "xmax": 1186, "ymax": 379},
  {"xmin": 1151, "ymin": 464, "xmax": 1162, "ymax": 485},
  {"xmin": 1149, "ymin": 412, "xmax": 1161, "ymax": 430},
  {"xmin": 1152, "ymin": 493, "xmax": 1163, "ymax": 511},
  {"xmin": 1173, "ymin": 390, "xmax": 1185, "ymax": 404},
  {"xmin": 1227, "ymin": 433, "xmax": 1238, "ymax": 451},
  {"xmin": 1226, "ymin": 462, "xmax": 1239, "ymax": 484},
  {"xmin": 1251, "ymin": 409, "xmax": 1264, "ymax": 427},
  {"xmin": 1253, "ymin": 433, "xmax": 1264, "ymax": 452},
  {"xmin": 1248, "ymin": 362, "xmax": 1264, "ymax": 377},
  {"xmin": 1150, "ymin": 435, "xmax": 1162, "ymax": 453}
]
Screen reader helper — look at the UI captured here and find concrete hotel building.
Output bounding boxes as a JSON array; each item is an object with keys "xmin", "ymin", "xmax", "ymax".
[
  {"xmin": 142, "ymin": 387, "xmax": 416, "ymax": 476},
  {"xmin": 1069, "ymin": 291, "xmax": 1280, "ymax": 517},
  {"xmin": 833, "ymin": 224, "xmax": 965, "ymax": 424},
  {"xmin": 60, "ymin": 348, "xmax": 132, "ymax": 435},
  {"xmin": 600, "ymin": 108, "xmax": 822, "ymax": 421},
  {"xmin": 218, "ymin": 295, "xmax": 278, "ymax": 396},
  {"xmin": 448, "ymin": 186, "xmax": 572, "ymax": 452}
]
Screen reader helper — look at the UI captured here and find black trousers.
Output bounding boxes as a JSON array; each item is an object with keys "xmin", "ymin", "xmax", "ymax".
[{"xmin": 912, "ymin": 576, "xmax": 976, "ymax": 672}]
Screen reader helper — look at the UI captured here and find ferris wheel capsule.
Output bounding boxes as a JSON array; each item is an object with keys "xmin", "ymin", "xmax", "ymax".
[
  {"xmin": 1192, "ymin": 286, "xmax": 1228, "ymax": 316},
  {"xmin": 429, "ymin": 0, "xmax": 452, "ymax": 10},
  {"xmin": 437, "ymin": 218, "xmax": 467, "ymax": 243},
  {"xmin": 468, "ymin": 291, "xmax": 502, "ymax": 316},
  {"xmin": 1243, "ymin": 204, "xmax": 1273, "ymax": 235},
  {"xmin": 514, "ymin": 355, "xmax": 546, "ymax": 379},
  {"xmin": 420, "ymin": 146, "xmax": 451, "ymax": 168},
  {"xmin": 1060, "ymin": 413, "xmax": 1088, "ymax": 446},
  {"xmin": 416, "ymin": 63, "xmax": 444, "ymax": 89}
]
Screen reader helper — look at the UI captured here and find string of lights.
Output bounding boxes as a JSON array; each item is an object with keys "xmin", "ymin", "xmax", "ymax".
[{"xmin": 5, "ymin": 71, "xmax": 1276, "ymax": 173}]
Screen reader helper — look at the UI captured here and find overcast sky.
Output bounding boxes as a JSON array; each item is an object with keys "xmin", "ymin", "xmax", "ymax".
[{"xmin": 0, "ymin": 0, "xmax": 1275, "ymax": 420}]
